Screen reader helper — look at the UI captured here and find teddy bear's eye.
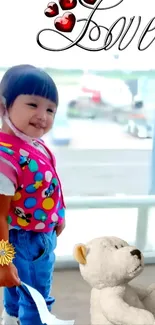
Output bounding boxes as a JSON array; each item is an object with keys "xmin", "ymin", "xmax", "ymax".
[{"xmin": 115, "ymin": 245, "xmax": 118, "ymax": 249}]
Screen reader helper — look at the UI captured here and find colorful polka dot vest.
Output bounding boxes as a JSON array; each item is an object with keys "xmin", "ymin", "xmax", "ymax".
[{"xmin": 0, "ymin": 132, "xmax": 65, "ymax": 233}]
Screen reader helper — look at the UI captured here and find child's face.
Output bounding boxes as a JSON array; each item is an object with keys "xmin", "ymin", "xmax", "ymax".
[{"xmin": 8, "ymin": 95, "xmax": 57, "ymax": 138}]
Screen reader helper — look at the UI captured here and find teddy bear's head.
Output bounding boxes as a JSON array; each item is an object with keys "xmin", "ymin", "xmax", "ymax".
[{"xmin": 73, "ymin": 236, "xmax": 144, "ymax": 289}]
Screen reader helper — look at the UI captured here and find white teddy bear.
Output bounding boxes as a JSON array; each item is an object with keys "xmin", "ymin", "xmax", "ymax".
[{"xmin": 74, "ymin": 236, "xmax": 155, "ymax": 325}]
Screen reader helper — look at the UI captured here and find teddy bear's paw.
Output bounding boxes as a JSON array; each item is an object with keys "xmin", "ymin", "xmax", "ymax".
[
  {"xmin": 143, "ymin": 289, "xmax": 155, "ymax": 316},
  {"xmin": 147, "ymin": 284, "xmax": 155, "ymax": 294}
]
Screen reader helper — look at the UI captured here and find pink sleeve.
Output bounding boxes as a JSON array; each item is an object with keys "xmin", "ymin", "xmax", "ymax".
[{"xmin": 0, "ymin": 159, "xmax": 18, "ymax": 189}]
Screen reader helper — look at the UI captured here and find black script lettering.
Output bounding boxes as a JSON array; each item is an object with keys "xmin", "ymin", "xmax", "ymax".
[
  {"xmin": 37, "ymin": 0, "xmax": 120, "ymax": 52},
  {"xmin": 103, "ymin": 16, "xmax": 141, "ymax": 50},
  {"xmin": 103, "ymin": 17, "xmax": 141, "ymax": 50},
  {"xmin": 103, "ymin": 17, "xmax": 127, "ymax": 49},
  {"xmin": 118, "ymin": 16, "xmax": 141, "ymax": 50},
  {"xmin": 37, "ymin": 0, "xmax": 103, "ymax": 51},
  {"xmin": 78, "ymin": 0, "xmax": 123, "ymax": 11},
  {"xmin": 138, "ymin": 17, "xmax": 155, "ymax": 50}
]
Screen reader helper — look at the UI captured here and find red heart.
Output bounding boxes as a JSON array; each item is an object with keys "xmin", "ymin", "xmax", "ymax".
[
  {"xmin": 54, "ymin": 13, "xmax": 76, "ymax": 32},
  {"xmin": 44, "ymin": 2, "xmax": 59, "ymax": 17},
  {"xmin": 59, "ymin": 0, "xmax": 77, "ymax": 10},
  {"xmin": 83, "ymin": 0, "xmax": 96, "ymax": 4}
]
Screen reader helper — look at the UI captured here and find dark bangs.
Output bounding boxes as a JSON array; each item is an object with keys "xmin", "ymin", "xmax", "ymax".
[{"xmin": 0, "ymin": 64, "xmax": 59, "ymax": 108}]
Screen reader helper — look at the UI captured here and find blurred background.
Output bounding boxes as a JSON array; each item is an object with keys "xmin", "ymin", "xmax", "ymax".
[{"xmin": 38, "ymin": 64, "xmax": 154, "ymax": 197}]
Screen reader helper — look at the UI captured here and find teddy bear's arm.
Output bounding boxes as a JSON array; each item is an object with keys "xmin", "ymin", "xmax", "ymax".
[
  {"xmin": 142, "ymin": 284, "xmax": 155, "ymax": 315},
  {"xmin": 100, "ymin": 287, "xmax": 155, "ymax": 325},
  {"xmin": 132, "ymin": 285, "xmax": 148, "ymax": 300}
]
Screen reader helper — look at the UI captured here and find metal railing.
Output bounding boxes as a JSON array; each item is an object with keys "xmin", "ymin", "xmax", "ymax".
[
  {"xmin": 65, "ymin": 195, "xmax": 155, "ymax": 209},
  {"xmin": 55, "ymin": 195, "xmax": 155, "ymax": 268}
]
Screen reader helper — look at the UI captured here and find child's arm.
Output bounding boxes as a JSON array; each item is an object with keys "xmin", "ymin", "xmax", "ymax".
[
  {"xmin": 0, "ymin": 194, "xmax": 21, "ymax": 287},
  {"xmin": 0, "ymin": 195, "xmax": 12, "ymax": 240},
  {"xmin": 55, "ymin": 219, "xmax": 66, "ymax": 236}
]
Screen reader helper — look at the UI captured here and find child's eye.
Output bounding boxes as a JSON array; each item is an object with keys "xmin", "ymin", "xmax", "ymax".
[
  {"xmin": 47, "ymin": 108, "xmax": 54, "ymax": 114},
  {"xmin": 27, "ymin": 103, "xmax": 37, "ymax": 108}
]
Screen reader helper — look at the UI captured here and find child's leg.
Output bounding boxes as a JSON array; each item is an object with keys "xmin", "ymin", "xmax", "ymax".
[
  {"xmin": 9, "ymin": 228, "xmax": 57, "ymax": 325},
  {"xmin": 2, "ymin": 286, "xmax": 19, "ymax": 324}
]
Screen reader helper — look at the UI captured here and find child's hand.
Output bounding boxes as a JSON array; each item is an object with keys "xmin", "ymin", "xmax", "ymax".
[
  {"xmin": 55, "ymin": 219, "xmax": 65, "ymax": 237},
  {"xmin": 0, "ymin": 263, "xmax": 21, "ymax": 287}
]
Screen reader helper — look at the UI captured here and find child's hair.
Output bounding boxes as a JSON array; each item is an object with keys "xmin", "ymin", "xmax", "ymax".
[{"xmin": 0, "ymin": 64, "xmax": 59, "ymax": 108}]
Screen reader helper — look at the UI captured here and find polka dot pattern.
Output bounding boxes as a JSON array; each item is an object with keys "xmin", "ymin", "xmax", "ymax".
[
  {"xmin": 35, "ymin": 222, "xmax": 46, "ymax": 230},
  {"xmin": 0, "ymin": 146, "xmax": 14, "ymax": 155},
  {"xmin": 51, "ymin": 213, "xmax": 58, "ymax": 222},
  {"xmin": 7, "ymin": 216, "xmax": 12, "ymax": 224},
  {"xmin": 19, "ymin": 149, "xmax": 29, "ymax": 157},
  {"xmin": 34, "ymin": 209, "xmax": 47, "ymax": 221},
  {"xmin": 0, "ymin": 142, "xmax": 66, "ymax": 232},
  {"xmin": 17, "ymin": 217, "xmax": 30, "ymax": 227},
  {"xmin": 24, "ymin": 198, "xmax": 37, "ymax": 209},
  {"xmin": 39, "ymin": 159, "xmax": 46, "ymax": 165},
  {"xmin": 28, "ymin": 160, "xmax": 38, "ymax": 172},
  {"xmin": 45, "ymin": 171, "xmax": 52, "ymax": 182},
  {"xmin": 42, "ymin": 198, "xmax": 54, "ymax": 210},
  {"xmin": 0, "ymin": 142, "xmax": 12, "ymax": 147},
  {"xmin": 12, "ymin": 192, "xmax": 21, "ymax": 201},
  {"xmin": 58, "ymin": 208, "xmax": 65, "ymax": 218}
]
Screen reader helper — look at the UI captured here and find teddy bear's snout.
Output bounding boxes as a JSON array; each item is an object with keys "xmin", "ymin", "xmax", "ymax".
[{"xmin": 130, "ymin": 249, "xmax": 141, "ymax": 260}]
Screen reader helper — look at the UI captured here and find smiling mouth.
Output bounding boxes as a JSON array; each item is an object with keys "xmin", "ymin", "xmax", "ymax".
[{"xmin": 30, "ymin": 123, "xmax": 45, "ymax": 130}]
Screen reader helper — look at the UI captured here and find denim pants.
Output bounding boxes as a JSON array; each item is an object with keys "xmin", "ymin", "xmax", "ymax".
[{"xmin": 3, "ymin": 228, "xmax": 57, "ymax": 325}]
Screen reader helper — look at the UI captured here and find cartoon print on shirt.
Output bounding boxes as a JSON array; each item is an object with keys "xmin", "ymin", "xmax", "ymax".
[
  {"xmin": 14, "ymin": 207, "xmax": 32, "ymax": 227},
  {"xmin": 12, "ymin": 185, "xmax": 24, "ymax": 202},
  {"xmin": 16, "ymin": 185, "xmax": 24, "ymax": 192},
  {"xmin": 18, "ymin": 154, "xmax": 39, "ymax": 173},
  {"xmin": 25, "ymin": 172, "xmax": 44, "ymax": 193},
  {"xmin": 44, "ymin": 178, "xmax": 59, "ymax": 198},
  {"xmin": 19, "ymin": 156, "xmax": 31, "ymax": 170},
  {"xmin": 0, "ymin": 144, "xmax": 14, "ymax": 155}
]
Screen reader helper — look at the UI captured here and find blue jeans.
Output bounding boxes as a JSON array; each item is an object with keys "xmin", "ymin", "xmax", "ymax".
[{"xmin": 3, "ymin": 229, "xmax": 57, "ymax": 325}]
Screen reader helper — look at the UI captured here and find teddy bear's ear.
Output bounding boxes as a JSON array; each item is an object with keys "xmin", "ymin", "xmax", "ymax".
[{"xmin": 73, "ymin": 244, "xmax": 87, "ymax": 265}]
